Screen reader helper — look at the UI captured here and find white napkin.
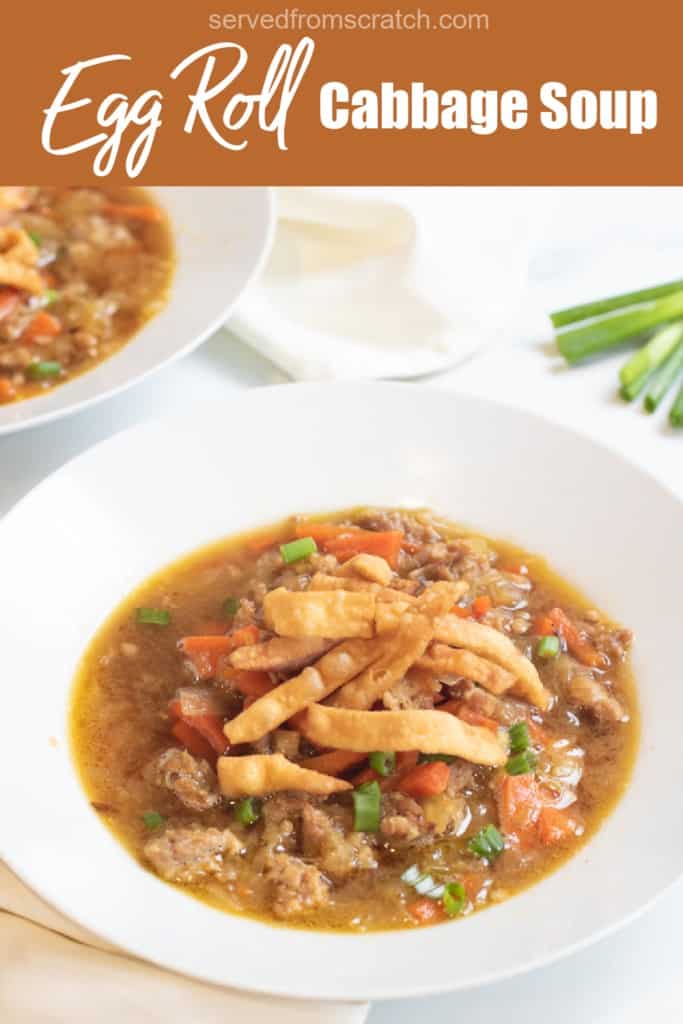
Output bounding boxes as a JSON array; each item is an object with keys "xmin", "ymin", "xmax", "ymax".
[
  {"xmin": 229, "ymin": 188, "xmax": 534, "ymax": 380},
  {"xmin": 0, "ymin": 862, "xmax": 368, "ymax": 1023}
]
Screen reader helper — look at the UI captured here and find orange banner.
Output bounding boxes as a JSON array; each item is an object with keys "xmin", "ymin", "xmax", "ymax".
[{"xmin": 3, "ymin": 0, "xmax": 681, "ymax": 184}]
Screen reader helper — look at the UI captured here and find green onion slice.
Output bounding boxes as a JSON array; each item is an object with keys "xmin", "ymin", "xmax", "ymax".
[
  {"xmin": 280, "ymin": 536, "xmax": 318, "ymax": 564},
  {"xmin": 536, "ymin": 635, "xmax": 560, "ymax": 659},
  {"xmin": 28, "ymin": 230, "xmax": 42, "ymax": 248},
  {"xmin": 414, "ymin": 873, "xmax": 436, "ymax": 895},
  {"xmin": 506, "ymin": 750, "xmax": 538, "ymax": 776},
  {"xmin": 142, "ymin": 811, "xmax": 165, "ymax": 830},
  {"xmin": 467, "ymin": 824, "xmax": 505, "ymax": 860},
  {"xmin": 418, "ymin": 753, "xmax": 455, "ymax": 765},
  {"xmin": 223, "ymin": 596, "xmax": 240, "ymax": 616},
  {"xmin": 401, "ymin": 864, "xmax": 421, "ymax": 885},
  {"xmin": 43, "ymin": 288, "xmax": 60, "ymax": 306},
  {"xmin": 442, "ymin": 881, "xmax": 467, "ymax": 917},
  {"xmin": 352, "ymin": 780, "xmax": 381, "ymax": 832},
  {"xmin": 26, "ymin": 360, "xmax": 62, "ymax": 380},
  {"xmin": 136, "ymin": 607, "xmax": 170, "ymax": 626},
  {"xmin": 508, "ymin": 722, "xmax": 530, "ymax": 755},
  {"xmin": 233, "ymin": 797, "xmax": 261, "ymax": 826},
  {"xmin": 369, "ymin": 750, "xmax": 395, "ymax": 777}
]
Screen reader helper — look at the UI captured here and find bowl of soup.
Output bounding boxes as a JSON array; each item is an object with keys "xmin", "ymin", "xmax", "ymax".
[
  {"xmin": 0, "ymin": 382, "xmax": 680, "ymax": 1001},
  {"xmin": 0, "ymin": 186, "xmax": 274, "ymax": 434}
]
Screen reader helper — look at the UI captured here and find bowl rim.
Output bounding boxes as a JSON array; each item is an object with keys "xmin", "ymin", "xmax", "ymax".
[{"xmin": 1, "ymin": 381, "xmax": 681, "ymax": 1002}]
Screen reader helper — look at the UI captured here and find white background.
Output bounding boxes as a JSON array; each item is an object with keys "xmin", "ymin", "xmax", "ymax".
[{"xmin": 1, "ymin": 188, "xmax": 681, "ymax": 1021}]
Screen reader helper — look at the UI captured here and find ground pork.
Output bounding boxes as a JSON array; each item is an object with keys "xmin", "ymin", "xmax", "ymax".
[
  {"xmin": 265, "ymin": 853, "xmax": 330, "ymax": 918},
  {"xmin": 147, "ymin": 748, "xmax": 221, "ymax": 811},
  {"xmin": 143, "ymin": 825, "xmax": 243, "ymax": 883}
]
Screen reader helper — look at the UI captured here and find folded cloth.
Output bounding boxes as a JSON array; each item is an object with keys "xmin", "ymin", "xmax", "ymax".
[
  {"xmin": 229, "ymin": 188, "xmax": 518, "ymax": 380},
  {"xmin": 0, "ymin": 862, "xmax": 368, "ymax": 1024}
]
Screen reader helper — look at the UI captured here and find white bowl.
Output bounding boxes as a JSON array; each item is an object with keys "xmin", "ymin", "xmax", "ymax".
[
  {"xmin": 0, "ymin": 187, "xmax": 275, "ymax": 436},
  {"xmin": 0, "ymin": 382, "xmax": 680, "ymax": 1002}
]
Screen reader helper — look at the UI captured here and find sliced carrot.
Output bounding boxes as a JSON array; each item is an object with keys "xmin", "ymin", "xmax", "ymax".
[
  {"xmin": 300, "ymin": 750, "xmax": 367, "ymax": 776},
  {"xmin": 451, "ymin": 604, "xmax": 473, "ymax": 619},
  {"xmin": 452, "ymin": 704, "xmax": 500, "ymax": 733},
  {"xmin": 294, "ymin": 522, "xmax": 403, "ymax": 567},
  {"xmin": 461, "ymin": 873, "xmax": 487, "ymax": 903},
  {"xmin": 379, "ymin": 750, "xmax": 420, "ymax": 792},
  {"xmin": 0, "ymin": 378, "xmax": 15, "ymax": 403},
  {"xmin": 532, "ymin": 614, "xmax": 555, "ymax": 637},
  {"xmin": 170, "ymin": 720, "xmax": 217, "ymax": 761},
  {"xmin": 168, "ymin": 697, "xmax": 229, "ymax": 755},
  {"xmin": 22, "ymin": 310, "xmax": 61, "ymax": 343},
  {"xmin": 248, "ymin": 533, "xmax": 282, "ymax": 554},
  {"xmin": 471, "ymin": 595, "xmax": 492, "ymax": 618},
  {"xmin": 179, "ymin": 626, "xmax": 260, "ymax": 679},
  {"xmin": 408, "ymin": 898, "xmax": 446, "ymax": 924},
  {"xmin": 399, "ymin": 760, "xmax": 450, "ymax": 798},
  {"xmin": 104, "ymin": 203, "xmax": 163, "ymax": 223},
  {"xmin": 0, "ymin": 287, "xmax": 20, "ymax": 321},
  {"xmin": 220, "ymin": 668, "xmax": 274, "ymax": 699},
  {"xmin": 526, "ymin": 718, "xmax": 551, "ymax": 747},
  {"xmin": 497, "ymin": 774, "xmax": 540, "ymax": 847},
  {"xmin": 548, "ymin": 607, "xmax": 607, "ymax": 669},
  {"xmin": 537, "ymin": 806, "xmax": 579, "ymax": 845}
]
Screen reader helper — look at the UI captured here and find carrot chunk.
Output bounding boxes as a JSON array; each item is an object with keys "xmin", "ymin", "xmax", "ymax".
[
  {"xmin": 22, "ymin": 311, "xmax": 61, "ymax": 343},
  {"xmin": 471, "ymin": 595, "xmax": 492, "ymax": 618},
  {"xmin": 452, "ymin": 704, "xmax": 500, "ymax": 733},
  {"xmin": 179, "ymin": 626, "xmax": 260, "ymax": 679},
  {"xmin": 0, "ymin": 377, "xmax": 16, "ymax": 403},
  {"xmin": 104, "ymin": 203, "xmax": 163, "ymax": 223},
  {"xmin": 399, "ymin": 760, "xmax": 450, "ymax": 798},
  {"xmin": 294, "ymin": 522, "xmax": 403, "ymax": 567},
  {"xmin": 170, "ymin": 720, "xmax": 217, "ymax": 761},
  {"xmin": 220, "ymin": 669, "xmax": 274, "ymax": 699},
  {"xmin": 408, "ymin": 898, "xmax": 446, "ymax": 924},
  {"xmin": 548, "ymin": 607, "xmax": 607, "ymax": 668},
  {"xmin": 497, "ymin": 774, "xmax": 540, "ymax": 847},
  {"xmin": 0, "ymin": 287, "xmax": 20, "ymax": 321},
  {"xmin": 537, "ymin": 806, "xmax": 579, "ymax": 845}
]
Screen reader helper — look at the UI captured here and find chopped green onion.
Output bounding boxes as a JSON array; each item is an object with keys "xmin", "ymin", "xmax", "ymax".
[
  {"xmin": 233, "ymin": 797, "xmax": 261, "ymax": 826},
  {"xmin": 619, "ymin": 322, "xmax": 683, "ymax": 389},
  {"xmin": 442, "ymin": 880, "xmax": 467, "ymax": 917},
  {"xmin": 418, "ymin": 753, "xmax": 455, "ymax": 765},
  {"xmin": 508, "ymin": 721, "xmax": 530, "ymax": 755},
  {"xmin": 644, "ymin": 339, "xmax": 683, "ymax": 412},
  {"xmin": 401, "ymin": 864, "xmax": 421, "ymax": 885},
  {"xmin": 536, "ymin": 635, "xmax": 560, "ymax": 659},
  {"xmin": 506, "ymin": 750, "xmax": 538, "ymax": 776},
  {"xmin": 671, "ymin": 380, "xmax": 683, "ymax": 427},
  {"xmin": 280, "ymin": 536, "xmax": 318, "ymax": 564},
  {"xmin": 352, "ymin": 780, "xmax": 381, "ymax": 832},
  {"xmin": 223, "ymin": 596, "xmax": 240, "ymax": 616},
  {"xmin": 414, "ymin": 873, "xmax": 436, "ymax": 895},
  {"xmin": 136, "ymin": 607, "xmax": 170, "ymax": 626},
  {"xmin": 142, "ymin": 811, "xmax": 165, "ymax": 830},
  {"xmin": 426, "ymin": 882, "xmax": 445, "ymax": 899},
  {"xmin": 28, "ymin": 230, "xmax": 42, "ymax": 248},
  {"xmin": 620, "ymin": 368, "xmax": 652, "ymax": 402},
  {"xmin": 550, "ymin": 279, "xmax": 683, "ymax": 328},
  {"xmin": 556, "ymin": 291, "xmax": 683, "ymax": 365},
  {"xmin": 467, "ymin": 824, "xmax": 505, "ymax": 860},
  {"xmin": 26, "ymin": 360, "xmax": 62, "ymax": 380},
  {"xmin": 43, "ymin": 288, "xmax": 60, "ymax": 306},
  {"xmin": 369, "ymin": 750, "xmax": 395, "ymax": 777}
]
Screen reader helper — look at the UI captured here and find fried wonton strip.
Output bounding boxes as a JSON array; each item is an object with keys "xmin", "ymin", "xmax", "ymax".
[
  {"xmin": 338, "ymin": 553, "xmax": 393, "ymax": 585},
  {"xmin": 331, "ymin": 613, "xmax": 434, "ymax": 710},
  {"xmin": 217, "ymin": 753, "xmax": 352, "ymax": 797},
  {"xmin": 374, "ymin": 581, "xmax": 469, "ymax": 633},
  {"xmin": 228, "ymin": 636, "xmax": 334, "ymax": 673},
  {"xmin": 434, "ymin": 615, "xmax": 551, "ymax": 710},
  {"xmin": 308, "ymin": 573, "xmax": 380, "ymax": 594},
  {"xmin": 298, "ymin": 706, "xmax": 507, "ymax": 767},
  {"xmin": 331, "ymin": 583, "xmax": 459, "ymax": 710},
  {"xmin": 418, "ymin": 643, "xmax": 516, "ymax": 696},
  {"xmin": 263, "ymin": 587, "xmax": 377, "ymax": 638},
  {"xmin": 298, "ymin": 750, "xmax": 367, "ymax": 776},
  {"xmin": 224, "ymin": 636, "xmax": 388, "ymax": 744}
]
